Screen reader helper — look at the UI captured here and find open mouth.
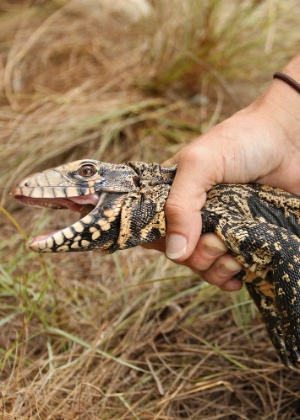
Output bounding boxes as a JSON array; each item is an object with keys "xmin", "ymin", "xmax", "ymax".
[
  {"xmin": 13, "ymin": 190, "xmax": 110, "ymax": 251},
  {"xmin": 13, "ymin": 192, "xmax": 100, "ymax": 216}
]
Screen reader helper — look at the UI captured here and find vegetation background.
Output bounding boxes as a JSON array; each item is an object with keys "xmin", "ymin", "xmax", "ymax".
[{"xmin": 1, "ymin": 0, "xmax": 300, "ymax": 418}]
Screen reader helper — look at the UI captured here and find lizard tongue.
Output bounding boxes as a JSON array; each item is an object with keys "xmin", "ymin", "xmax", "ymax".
[
  {"xmin": 68, "ymin": 194, "xmax": 99, "ymax": 206},
  {"xmin": 68, "ymin": 194, "xmax": 99, "ymax": 215}
]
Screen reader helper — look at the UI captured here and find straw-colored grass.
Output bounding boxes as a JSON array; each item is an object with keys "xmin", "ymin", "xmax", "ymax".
[{"xmin": 1, "ymin": 0, "xmax": 300, "ymax": 418}]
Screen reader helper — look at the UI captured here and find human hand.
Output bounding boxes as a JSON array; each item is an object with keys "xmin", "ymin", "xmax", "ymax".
[{"xmin": 151, "ymin": 55, "xmax": 300, "ymax": 291}]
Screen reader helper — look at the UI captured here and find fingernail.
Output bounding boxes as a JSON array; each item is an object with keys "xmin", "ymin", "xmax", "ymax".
[
  {"xmin": 204, "ymin": 243, "xmax": 228, "ymax": 257},
  {"xmin": 166, "ymin": 234, "xmax": 187, "ymax": 260},
  {"xmin": 218, "ymin": 259, "xmax": 241, "ymax": 275}
]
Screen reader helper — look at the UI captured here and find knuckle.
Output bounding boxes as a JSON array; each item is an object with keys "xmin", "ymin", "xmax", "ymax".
[
  {"xmin": 202, "ymin": 270, "xmax": 228, "ymax": 287},
  {"xmin": 187, "ymin": 254, "xmax": 211, "ymax": 272},
  {"xmin": 199, "ymin": 234, "xmax": 228, "ymax": 256},
  {"xmin": 178, "ymin": 147, "xmax": 202, "ymax": 167},
  {"xmin": 164, "ymin": 194, "xmax": 187, "ymax": 219},
  {"xmin": 184, "ymin": 248, "xmax": 211, "ymax": 272}
]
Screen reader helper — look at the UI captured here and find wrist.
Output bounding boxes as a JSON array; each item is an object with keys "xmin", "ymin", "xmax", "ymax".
[
  {"xmin": 252, "ymin": 55, "xmax": 300, "ymax": 145},
  {"xmin": 283, "ymin": 53, "xmax": 300, "ymax": 83}
]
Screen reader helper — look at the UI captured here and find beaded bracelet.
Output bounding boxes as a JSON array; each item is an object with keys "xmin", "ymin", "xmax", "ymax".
[{"xmin": 273, "ymin": 72, "xmax": 300, "ymax": 94}]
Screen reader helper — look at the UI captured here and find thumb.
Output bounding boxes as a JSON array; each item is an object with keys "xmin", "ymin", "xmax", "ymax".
[{"xmin": 164, "ymin": 166, "xmax": 207, "ymax": 261}]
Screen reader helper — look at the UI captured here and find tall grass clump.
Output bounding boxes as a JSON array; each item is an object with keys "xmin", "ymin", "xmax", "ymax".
[{"xmin": 1, "ymin": 0, "xmax": 300, "ymax": 418}]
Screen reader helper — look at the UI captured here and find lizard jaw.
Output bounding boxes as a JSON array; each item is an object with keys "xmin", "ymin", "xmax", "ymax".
[{"xmin": 13, "ymin": 192, "xmax": 104, "ymax": 252}]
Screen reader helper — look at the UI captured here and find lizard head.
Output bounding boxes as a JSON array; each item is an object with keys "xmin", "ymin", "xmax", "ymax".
[{"xmin": 13, "ymin": 159, "xmax": 175, "ymax": 253}]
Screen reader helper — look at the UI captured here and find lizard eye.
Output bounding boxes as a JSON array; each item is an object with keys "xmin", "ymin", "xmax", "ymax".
[{"xmin": 78, "ymin": 164, "xmax": 97, "ymax": 177}]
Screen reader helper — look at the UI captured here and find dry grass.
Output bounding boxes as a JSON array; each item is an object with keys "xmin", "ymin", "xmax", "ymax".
[{"xmin": 1, "ymin": 0, "xmax": 300, "ymax": 418}]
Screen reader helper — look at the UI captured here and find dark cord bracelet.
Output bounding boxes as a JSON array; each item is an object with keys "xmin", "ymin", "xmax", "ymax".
[{"xmin": 273, "ymin": 71, "xmax": 300, "ymax": 94}]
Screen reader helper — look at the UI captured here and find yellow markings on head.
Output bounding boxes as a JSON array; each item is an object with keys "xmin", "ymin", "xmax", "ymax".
[
  {"xmin": 46, "ymin": 237, "xmax": 54, "ymax": 248},
  {"xmin": 83, "ymin": 215, "xmax": 94, "ymax": 225},
  {"xmin": 73, "ymin": 221, "xmax": 84, "ymax": 233},
  {"xmin": 65, "ymin": 187, "xmax": 80, "ymax": 196},
  {"xmin": 103, "ymin": 209, "xmax": 114, "ymax": 218},
  {"xmin": 97, "ymin": 219, "xmax": 111, "ymax": 231},
  {"xmin": 54, "ymin": 232, "xmax": 65, "ymax": 246},
  {"xmin": 53, "ymin": 189, "xmax": 69, "ymax": 198},
  {"xmin": 37, "ymin": 240, "xmax": 48, "ymax": 250},
  {"xmin": 86, "ymin": 179, "xmax": 98, "ymax": 188},
  {"xmin": 57, "ymin": 245, "xmax": 71, "ymax": 252},
  {"xmin": 92, "ymin": 231, "xmax": 101, "ymax": 240},
  {"xmin": 64, "ymin": 227, "xmax": 75, "ymax": 239},
  {"xmin": 43, "ymin": 189, "xmax": 57, "ymax": 198}
]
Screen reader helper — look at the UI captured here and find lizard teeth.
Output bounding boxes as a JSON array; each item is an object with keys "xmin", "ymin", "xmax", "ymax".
[{"xmin": 13, "ymin": 192, "xmax": 100, "ymax": 213}]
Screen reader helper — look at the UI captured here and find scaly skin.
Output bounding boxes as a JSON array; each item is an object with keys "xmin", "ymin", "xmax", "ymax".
[{"xmin": 13, "ymin": 159, "xmax": 300, "ymax": 370}]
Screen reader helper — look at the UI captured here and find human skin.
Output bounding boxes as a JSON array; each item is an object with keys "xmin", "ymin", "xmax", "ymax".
[{"xmin": 148, "ymin": 53, "xmax": 300, "ymax": 291}]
